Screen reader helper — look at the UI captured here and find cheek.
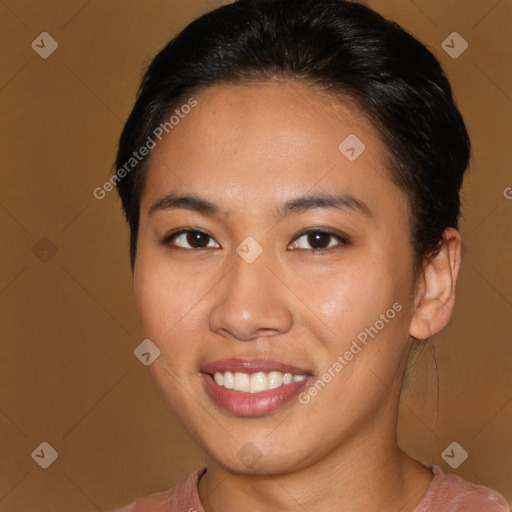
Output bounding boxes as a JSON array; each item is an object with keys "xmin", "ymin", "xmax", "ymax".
[
  {"xmin": 292, "ymin": 256, "xmax": 414, "ymax": 398},
  {"xmin": 134, "ymin": 247, "xmax": 206, "ymax": 337},
  {"xmin": 292, "ymin": 258, "xmax": 405, "ymax": 341},
  {"xmin": 134, "ymin": 260, "xmax": 204, "ymax": 404}
]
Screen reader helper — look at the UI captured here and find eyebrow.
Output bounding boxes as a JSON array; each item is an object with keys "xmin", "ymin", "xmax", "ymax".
[{"xmin": 148, "ymin": 191, "xmax": 372, "ymax": 219}]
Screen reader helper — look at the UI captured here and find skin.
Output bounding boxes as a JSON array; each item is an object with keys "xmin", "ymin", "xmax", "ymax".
[{"xmin": 133, "ymin": 82, "xmax": 461, "ymax": 511}]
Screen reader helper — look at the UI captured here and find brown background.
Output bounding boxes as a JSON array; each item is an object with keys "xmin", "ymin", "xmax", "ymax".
[{"xmin": 0, "ymin": 0, "xmax": 511, "ymax": 510}]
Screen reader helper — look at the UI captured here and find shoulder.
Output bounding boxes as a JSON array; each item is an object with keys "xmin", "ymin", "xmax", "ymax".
[
  {"xmin": 415, "ymin": 464, "xmax": 510, "ymax": 512},
  {"xmin": 112, "ymin": 467, "xmax": 206, "ymax": 512}
]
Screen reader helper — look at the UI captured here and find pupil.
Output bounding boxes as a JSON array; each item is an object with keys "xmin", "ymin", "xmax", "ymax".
[
  {"xmin": 187, "ymin": 231, "xmax": 209, "ymax": 248},
  {"xmin": 308, "ymin": 232, "xmax": 329, "ymax": 249}
]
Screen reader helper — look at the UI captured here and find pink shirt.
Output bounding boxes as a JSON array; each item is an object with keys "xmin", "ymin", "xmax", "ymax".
[{"xmin": 114, "ymin": 464, "xmax": 510, "ymax": 511}]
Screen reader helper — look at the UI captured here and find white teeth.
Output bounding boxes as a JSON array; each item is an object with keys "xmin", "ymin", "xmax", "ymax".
[
  {"xmin": 268, "ymin": 371, "xmax": 283, "ymax": 389},
  {"xmin": 223, "ymin": 371, "xmax": 234, "ymax": 389},
  {"xmin": 234, "ymin": 372, "xmax": 250, "ymax": 392},
  {"xmin": 212, "ymin": 370, "xmax": 307, "ymax": 392},
  {"xmin": 214, "ymin": 372, "xmax": 223, "ymax": 386},
  {"xmin": 249, "ymin": 372, "xmax": 267, "ymax": 393}
]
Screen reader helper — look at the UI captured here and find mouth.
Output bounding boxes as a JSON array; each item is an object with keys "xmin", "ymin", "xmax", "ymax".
[{"xmin": 200, "ymin": 358, "xmax": 313, "ymax": 417}]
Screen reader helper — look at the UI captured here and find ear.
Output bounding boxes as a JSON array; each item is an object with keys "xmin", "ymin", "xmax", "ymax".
[{"xmin": 409, "ymin": 228, "xmax": 462, "ymax": 340}]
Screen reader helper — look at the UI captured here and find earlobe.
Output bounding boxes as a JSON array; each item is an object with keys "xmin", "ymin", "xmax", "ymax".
[{"xmin": 409, "ymin": 228, "xmax": 462, "ymax": 340}]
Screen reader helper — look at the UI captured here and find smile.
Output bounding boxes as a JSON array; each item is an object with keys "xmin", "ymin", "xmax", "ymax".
[
  {"xmin": 201, "ymin": 359, "xmax": 312, "ymax": 417},
  {"xmin": 213, "ymin": 371, "xmax": 307, "ymax": 392}
]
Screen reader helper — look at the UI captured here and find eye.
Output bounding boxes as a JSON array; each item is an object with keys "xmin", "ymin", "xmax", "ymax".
[
  {"xmin": 163, "ymin": 229, "xmax": 220, "ymax": 249},
  {"xmin": 288, "ymin": 229, "xmax": 348, "ymax": 252},
  {"xmin": 162, "ymin": 228, "xmax": 348, "ymax": 252}
]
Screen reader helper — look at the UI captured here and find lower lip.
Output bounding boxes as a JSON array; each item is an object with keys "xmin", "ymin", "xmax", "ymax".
[{"xmin": 201, "ymin": 373, "xmax": 310, "ymax": 417}]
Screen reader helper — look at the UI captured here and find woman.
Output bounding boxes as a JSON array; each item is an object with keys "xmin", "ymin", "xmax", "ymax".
[{"xmin": 113, "ymin": 0, "xmax": 509, "ymax": 510}]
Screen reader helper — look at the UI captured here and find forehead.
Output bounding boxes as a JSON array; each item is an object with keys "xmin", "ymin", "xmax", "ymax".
[{"xmin": 142, "ymin": 82, "xmax": 400, "ymax": 217}]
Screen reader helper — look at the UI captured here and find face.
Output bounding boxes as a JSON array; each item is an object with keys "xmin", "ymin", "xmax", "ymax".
[{"xmin": 134, "ymin": 82, "xmax": 419, "ymax": 474}]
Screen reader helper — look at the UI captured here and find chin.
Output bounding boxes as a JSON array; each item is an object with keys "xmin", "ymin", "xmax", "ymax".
[{"xmin": 200, "ymin": 436, "xmax": 316, "ymax": 476}]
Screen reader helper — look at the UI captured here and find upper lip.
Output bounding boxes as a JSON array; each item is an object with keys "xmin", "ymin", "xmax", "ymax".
[{"xmin": 201, "ymin": 358, "xmax": 312, "ymax": 375}]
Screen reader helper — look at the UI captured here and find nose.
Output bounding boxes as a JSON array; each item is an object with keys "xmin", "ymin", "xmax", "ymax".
[{"xmin": 208, "ymin": 250, "xmax": 294, "ymax": 342}]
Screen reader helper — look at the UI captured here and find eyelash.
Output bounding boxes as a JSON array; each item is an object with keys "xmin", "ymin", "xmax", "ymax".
[{"xmin": 161, "ymin": 227, "xmax": 350, "ymax": 253}]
